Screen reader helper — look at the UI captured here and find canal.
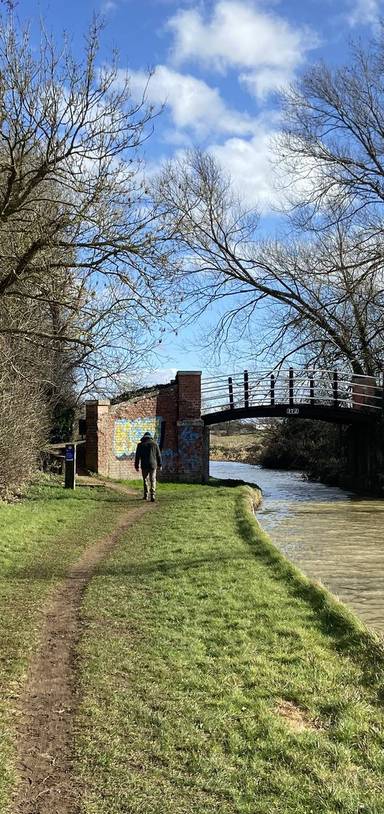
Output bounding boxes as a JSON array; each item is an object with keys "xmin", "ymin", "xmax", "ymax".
[{"xmin": 210, "ymin": 460, "xmax": 384, "ymax": 636}]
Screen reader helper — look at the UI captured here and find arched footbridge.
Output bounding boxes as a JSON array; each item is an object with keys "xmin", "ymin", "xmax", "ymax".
[
  {"xmin": 201, "ymin": 368, "xmax": 383, "ymax": 425},
  {"xmin": 86, "ymin": 368, "xmax": 384, "ymax": 488}
]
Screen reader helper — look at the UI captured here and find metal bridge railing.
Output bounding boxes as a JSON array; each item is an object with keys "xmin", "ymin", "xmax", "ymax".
[{"xmin": 201, "ymin": 369, "xmax": 383, "ymax": 416}]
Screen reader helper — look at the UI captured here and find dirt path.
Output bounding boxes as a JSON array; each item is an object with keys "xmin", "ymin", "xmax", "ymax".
[{"xmin": 12, "ymin": 493, "xmax": 150, "ymax": 814}]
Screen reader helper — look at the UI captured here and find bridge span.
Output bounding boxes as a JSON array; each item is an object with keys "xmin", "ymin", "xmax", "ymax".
[{"xmin": 202, "ymin": 369, "xmax": 383, "ymax": 425}]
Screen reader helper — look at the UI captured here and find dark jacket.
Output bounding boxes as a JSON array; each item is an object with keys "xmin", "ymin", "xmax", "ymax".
[{"xmin": 135, "ymin": 435, "xmax": 162, "ymax": 471}]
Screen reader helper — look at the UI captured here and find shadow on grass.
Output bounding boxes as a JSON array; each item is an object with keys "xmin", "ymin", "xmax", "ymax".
[
  {"xmin": 5, "ymin": 551, "xmax": 256, "ymax": 582},
  {"xmin": 25, "ymin": 485, "xmax": 133, "ymax": 505}
]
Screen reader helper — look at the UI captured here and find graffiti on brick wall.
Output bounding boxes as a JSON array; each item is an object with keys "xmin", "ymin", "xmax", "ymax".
[
  {"xmin": 113, "ymin": 416, "xmax": 163, "ymax": 460},
  {"xmin": 178, "ymin": 424, "xmax": 202, "ymax": 473},
  {"xmin": 161, "ymin": 448, "xmax": 177, "ymax": 470},
  {"xmin": 180, "ymin": 453, "xmax": 202, "ymax": 473},
  {"xmin": 179, "ymin": 426, "xmax": 199, "ymax": 445}
]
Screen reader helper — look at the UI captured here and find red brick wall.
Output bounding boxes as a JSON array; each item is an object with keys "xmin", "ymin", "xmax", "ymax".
[
  {"xmin": 109, "ymin": 394, "xmax": 159, "ymax": 480},
  {"xmin": 177, "ymin": 371, "xmax": 202, "ymax": 419},
  {"xmin": 85, "ymin": 400, "xmax": 109, "ymax": 474},
  {"xmin": 85, "ymin": 371, "xmax": 207, "ymax": 482}
]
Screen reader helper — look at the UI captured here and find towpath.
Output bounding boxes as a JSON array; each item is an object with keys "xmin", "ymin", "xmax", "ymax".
[{"xmin": 12, "ymin": 482, "xmax": 149, "ymax": 814}]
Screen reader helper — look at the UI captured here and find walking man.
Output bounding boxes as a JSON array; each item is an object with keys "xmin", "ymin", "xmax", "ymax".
[{"xmin": 134, "ymin": 431, "xmax": 162, "ymax": 502}]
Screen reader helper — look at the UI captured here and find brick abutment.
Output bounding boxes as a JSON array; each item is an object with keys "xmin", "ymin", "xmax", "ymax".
[{"xmin": 85, "ymin": 371, "xmax": 209, "ymax": 483}]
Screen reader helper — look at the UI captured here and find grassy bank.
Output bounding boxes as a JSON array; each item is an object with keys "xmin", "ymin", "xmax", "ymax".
[
  {"xmin": 210, "ymin": 432, "xmax": 264, "ymax": 463},
  {"xmin": 0, "ymin": 478, "xmax": 131, "ymax": 810},
  {"xmin": 76, "ymin": 482, "xmax": 384, "ymax": 814}
]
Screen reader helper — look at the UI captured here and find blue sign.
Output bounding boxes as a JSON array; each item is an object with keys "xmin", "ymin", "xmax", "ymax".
[{"xmin": 65, "ymin": 446, "xmax": 74, "ymax": 461}]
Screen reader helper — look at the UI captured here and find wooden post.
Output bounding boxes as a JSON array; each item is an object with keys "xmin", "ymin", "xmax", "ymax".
[
  {"xmin": 289, "ymin": 368, "xmax": 294, "ymax": 406},
  {"xmin": 244, "ymin": 370, "xmax": 249, "ymax": 409},
  {"xmin": 270, "ymin": 374, "xmax": 275, "ymax": 406},
  {"xmin": 309, "ymin": 371, "xmax": 315, "ymax": 405},
  {"xmin": 228, "ymin": 376, "xmax": 234, "ymax": 410},
  {"xmin": 333, "ymin": 370, "xmax": 339, "ymax": 408},
  {"xmin": 65, "ymin": 443, "xmax": 76, "ymax": 490}
]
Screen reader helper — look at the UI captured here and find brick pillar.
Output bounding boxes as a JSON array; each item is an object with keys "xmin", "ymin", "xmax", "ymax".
[
  {"xmin": 177, "ymin": 371, "xmax": 201, "ymax": 419},
  {"xmin": 176, "ymin": 371, "xmax": 204, "ymax": 482},
  {"xmin": 85, "ymin": 399, "xmax": 110, "ymax": 475}
]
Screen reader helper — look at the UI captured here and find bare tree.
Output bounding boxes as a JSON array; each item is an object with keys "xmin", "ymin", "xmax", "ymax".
[
  {"xmin": 0, "ymin": 12, "xmax": 180, "ymax": 493},
  {"xmin": 0, "ymin": 335, "xmax": 47, "ymax": 496},
  {"xmin": 0, "ymin": 15, "xmax": 176, "ymax": 397},
  {"xmin": 278, "ymin": 37, "xmax": 384, "ymax": 230},
  {"xmin": 156, "ymin": 150, "xmax": 384, "ymax": 375}
]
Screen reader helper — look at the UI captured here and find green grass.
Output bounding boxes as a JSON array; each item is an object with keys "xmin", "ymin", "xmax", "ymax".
[
  {"xmin": 0, "ymin": 477, "xmax": 134, "ymax": 811},
  {"xmin": 76, "ymin": 483, "xmax": 384, "ymax": 814}
]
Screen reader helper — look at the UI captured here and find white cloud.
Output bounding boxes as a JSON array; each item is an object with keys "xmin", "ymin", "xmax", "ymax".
[
  {"xmin": 126, "ymin": 72, "xmax": 294, "ymax": 213},
  {"xmin": 129, "ymin": 65, "xmax": 257, "ymax": 136},
  {"xmin": 240, "ymin": 67, "xmax": 292, "ymax": 100},
  {"xmin": 209, "ymin": 131, "xmax": 281, "ymax": 210},
  {"xmin": 168, "ymin": 0, "xmax": 317, "ymax": 99},
  {"xmin": 101, "ymin": 0, "xmax": 118, "ymax": 12},
  {"xmin": 207, "ymin": 128, "xmax": 315, "ymax": 213},
  {"xmin": 347, "ymin": 0, "xmax": 382, "ymax": 27},
  {"xmin": 119, "ymin": 3, "xmax": 321, "ymax": 214}
]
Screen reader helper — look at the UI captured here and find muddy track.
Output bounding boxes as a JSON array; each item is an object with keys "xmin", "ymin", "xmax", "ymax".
[{"xmin": 12, "ymin": 496, "xmax": 150, "ymax": 814}]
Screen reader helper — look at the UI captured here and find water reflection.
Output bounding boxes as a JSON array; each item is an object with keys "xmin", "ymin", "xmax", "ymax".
[{"xmin": 210, "ymin": 460, "xmax": 384, "ymax": 635}]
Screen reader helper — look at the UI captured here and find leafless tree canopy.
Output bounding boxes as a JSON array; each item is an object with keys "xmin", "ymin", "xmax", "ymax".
[
  {"xmin": 0, "ymin": 16, "xmax": 176, "ymax": 399},
  {"xmin": 154, "ymin": 35, "xmax": 384, "ymax": 377},
  {"xmin": 278, "ymin": 39, "xmax": 384, "ymax": 229},
  {"xmin": 157, "ymin": 148, "xmax": 384, "ymax": 376},
  {"xmin": 0, "ymin": 13, "xmax": 177, "ymax": 494}
]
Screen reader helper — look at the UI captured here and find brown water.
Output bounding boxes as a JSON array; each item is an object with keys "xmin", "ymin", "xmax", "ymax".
[{"xmin": 210, "ymin": 460, "xmax": 384, "ymax": 635}]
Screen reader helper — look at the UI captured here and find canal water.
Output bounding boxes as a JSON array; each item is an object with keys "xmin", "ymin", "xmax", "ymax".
[{"xmin": 210, "ymin": 460, "xmax": 384, "ymax": 636}]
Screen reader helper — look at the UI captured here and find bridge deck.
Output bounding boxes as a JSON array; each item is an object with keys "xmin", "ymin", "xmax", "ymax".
[{"xmin": 201, "ymin": 369, "xmax": 383, "ymax": 425}]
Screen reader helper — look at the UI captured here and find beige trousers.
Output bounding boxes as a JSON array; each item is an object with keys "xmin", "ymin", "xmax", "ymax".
[{"xmin": 142, "ymin": 467, "xmax": 157, "ymax": 499}]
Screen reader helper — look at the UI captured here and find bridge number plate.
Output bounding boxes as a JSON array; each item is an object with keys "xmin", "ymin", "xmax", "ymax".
[{"xmin": 286, "ymin": 408, "xmax": 300, "ymax": 415}]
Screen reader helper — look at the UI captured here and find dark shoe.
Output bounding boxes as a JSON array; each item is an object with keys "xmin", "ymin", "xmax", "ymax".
[
  {"xmin": 143, "ymin": 495, "xmax": 148, "ymax": 500},
  {"xmin": 150, "ymin": 496, "xmax": 155, "ymax": 502}
]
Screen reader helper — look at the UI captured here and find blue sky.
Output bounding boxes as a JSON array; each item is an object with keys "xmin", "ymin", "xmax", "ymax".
[{"xmin": 16, "ymin": 0, "xmax": 382, "ymax": 381}]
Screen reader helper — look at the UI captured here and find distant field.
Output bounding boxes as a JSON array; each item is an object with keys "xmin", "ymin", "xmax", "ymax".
[{"xmin": 210, "ymin": 432, "xmax": 265, "ymax": 462}]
